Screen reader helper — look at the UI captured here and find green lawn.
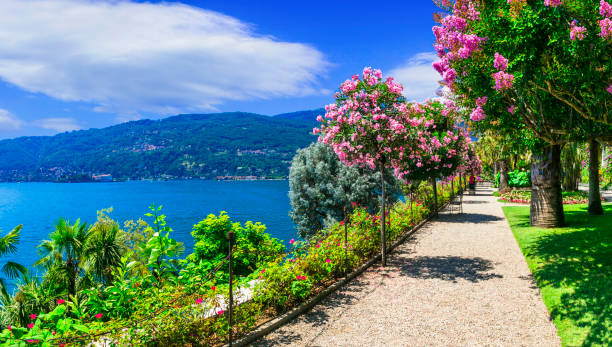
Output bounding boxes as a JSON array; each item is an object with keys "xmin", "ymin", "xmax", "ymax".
[{"xmin": 503, "ymin": 204, "xmax": 611, "ymax": 347}]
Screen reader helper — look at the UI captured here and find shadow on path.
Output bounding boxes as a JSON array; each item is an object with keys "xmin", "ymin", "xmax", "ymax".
[
  {"xmin": 439, "ymin": 213, "xmax": 504, "ymax": 224},
  {"xmin": 393, "ymin": 255, "xmax": 503, "ymax": 283}
]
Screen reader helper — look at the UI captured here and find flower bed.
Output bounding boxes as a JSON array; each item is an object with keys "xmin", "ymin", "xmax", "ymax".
[{"xmin": 499, "ymin": 190, "xmax": 601, "ymax": 205}]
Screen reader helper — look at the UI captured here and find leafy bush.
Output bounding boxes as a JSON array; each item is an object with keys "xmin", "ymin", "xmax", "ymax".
[
  {"xmin": 495, "ymin": 170, "xmax": 531, "ymax": 188},
  {"xmin": 188, "ymin": 212, "xmax": 284, "ymax": 282}
]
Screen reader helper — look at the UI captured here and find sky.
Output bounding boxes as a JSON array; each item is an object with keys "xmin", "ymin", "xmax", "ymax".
[{"xmin": 0, "ymin": 0, "xmax": 441, "ymax": 139}]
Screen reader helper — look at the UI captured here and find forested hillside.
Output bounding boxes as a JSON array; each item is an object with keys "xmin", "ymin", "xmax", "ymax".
[{"xmin": 0, "ymin": 110, "xmax": 322, "ymax": 181}]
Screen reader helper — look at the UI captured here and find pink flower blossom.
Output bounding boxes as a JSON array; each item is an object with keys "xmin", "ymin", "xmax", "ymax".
[
  {"xmin": 30, "ymin": 314, "xmax": 37, "ymax": 320},
  {"xmin": 195, "ymin": 298, "xmax": 203, "ymax": 304},
  {"xmin": 95, "ymin": 313, "xmax": 103, "ymax": 319},
  {"xmin": 325, "ymin": 258, "xmax": 331, "ymax": 263},
  {"xmin": 599, "ymin": 18, "xmax": 612, "ymax": 39},
  {"xmin": 7, "ymin": 325, "xmax": 11, "ymax": 331},
  {"xmin": 493, "ymin": 53, "xmax": 508, "ymax": 71},
  {"xmin": 570, "ymin": 20, "xmax": 587, "ymax": 41},
  {"xmin": 544, "ymin": 0, "xmax": 562, "ymax": 7},
  {"xmin": 470, "ymin": 106, "xmax": 487, "ymax": 122},
  {"xmin": 56, "ymin": 299, "xmax": 65, "ymax": 304},
  {"xmin": 508, "ymin": 105, "xmax": 516, "ymax": 114},
  {"xmin": 217, "ymin": 310, "xmax": 224, "ymax": 315},
  {"xmin": 492, "ymin": 71, "xmax": 515, "ymax": 91},
  {"xmin": 289, "ymin": 238, "xmax": 295, "ymax": 244},
  {"xmin": 607, "ymin": 85, "xmax": 612, "ymax": 94},
  {"xmin": 27, "ymin": 323, "xmax": 34, "ymax": 329},
  {"xmin": 601, "ymin": 0, "xmax": 612, "ymax": 17}
]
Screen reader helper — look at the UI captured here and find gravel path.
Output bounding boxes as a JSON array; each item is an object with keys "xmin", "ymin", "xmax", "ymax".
[{"xmin": 254, "ymin": 185, "xmax": 560, "ymax": 347}]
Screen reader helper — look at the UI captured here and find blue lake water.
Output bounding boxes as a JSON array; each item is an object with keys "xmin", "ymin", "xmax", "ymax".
[{"xmin": 0, "ymin": 180, "xmax": 297, "ymax": 276}]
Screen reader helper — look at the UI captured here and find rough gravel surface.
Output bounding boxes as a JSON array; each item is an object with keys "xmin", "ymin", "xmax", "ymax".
[{"xmin": 254, "ymin": 185, "xmax": 560, "ymax": 347}]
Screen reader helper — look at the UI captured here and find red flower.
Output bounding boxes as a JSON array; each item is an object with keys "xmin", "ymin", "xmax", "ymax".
[
  {"xmin": 29, "ymin": 314, "xmax": 37, "ymax": 320},
  {"xmin": 217, "ymin": 310, "xmax": 224, "ymax": 315},
  {"xmin": 56, "ymin": 299, "xmax": 65, "ymax": 304},
  {"xmin": 326, "ymin": 258, "xmax": 331, "ymax": 263},
  {"xmin": 195, "ymin": 298, "xmax": 203, "ymax": 304},
  {"xmin": 7, "ymin": 325, "xmax": 11, "ymax": 331},
  {"xmin": 211, "ymin": 286, "xmax": 216, "ymax": 291},
  {"xmin": 95, "ymin": 313, "xmax": 103, "ymax": 319},
  {"xmin": 339, "ymin": 221, "xmax": 345, "ymax": 226},
  {"xmin": 27, "ymin": 323, "xmax": 34, "ymax": 329}
]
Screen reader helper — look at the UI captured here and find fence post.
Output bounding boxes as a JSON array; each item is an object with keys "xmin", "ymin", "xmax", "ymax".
[{"xmin": 228, "ymin": 231, "xmax": 234, "ymax": 347}]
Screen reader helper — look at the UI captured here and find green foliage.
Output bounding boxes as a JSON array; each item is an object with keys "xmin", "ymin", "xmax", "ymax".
[
  {"xmin": 289, "ymin": 142, "xmax": 402, "ymax": 239},
  {"xmin": 0, "ymin": 225, "xmax": 27, "ymax": 301},
  {"xmin": 188, "ymin": 212, "xmax": 283, "ymax": 281},
  {"xmin": 0, "ymin": 110, "xmax": 323, "ymax": 182},
  {"xmin": 495, "ymin": 170, "xmax": 531, "ymax": 188},
  {"xmin": 503, "ymin": 204, "xmax": 612, "ymax": 346},
  {"xmin": 143, "ymin": 204, "xmax": 185, "ymax": 285}
]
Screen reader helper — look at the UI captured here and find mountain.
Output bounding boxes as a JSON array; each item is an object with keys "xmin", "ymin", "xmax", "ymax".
[{"xmin": 0, "ymin": 110, "xmax": 322, "ymax": 182}]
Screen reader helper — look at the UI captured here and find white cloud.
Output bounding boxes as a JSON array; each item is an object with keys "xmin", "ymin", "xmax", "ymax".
[
  {"xmin": 0, "ymin": 109, "xmax": 23, "ymax": 130},
  {"xmin": 0, "ymin": 0, "xmax": 328, "ymax": 115},
  {"xmin": 389, "ymin": 52, "xmax": 442, "ymax": 102},
  {"xmin": 35, "ymin": 118, "xmax": 82, "ymax": 132}
]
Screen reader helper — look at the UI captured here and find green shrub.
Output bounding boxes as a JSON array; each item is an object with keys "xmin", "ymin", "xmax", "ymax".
[{"xmin": 495, "ymin": 170, "xmax": 531, "ymax": 188}]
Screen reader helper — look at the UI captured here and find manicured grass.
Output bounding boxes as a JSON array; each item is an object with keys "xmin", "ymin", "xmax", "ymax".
[{"xmin": 502, "ymin": 204, "xmax": 612, "ymax": 347}]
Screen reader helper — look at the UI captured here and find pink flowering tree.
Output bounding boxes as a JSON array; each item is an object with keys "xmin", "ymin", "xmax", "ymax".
[
  {"xmin": 391, "ymin": 100, "xmax": 472, "ymax": 212},
  {"xmin": 432, "ymin": 0, "xmax": 612, "ymax": 226},
  {"xmin": 315, "ymin": 67, "xmax": 408, "ymax": 266}
]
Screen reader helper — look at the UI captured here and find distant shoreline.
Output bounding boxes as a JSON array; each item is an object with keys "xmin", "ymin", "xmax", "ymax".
[{"xmin": 0, "ymin": 178, "xmax": 289, "ymax": 183}]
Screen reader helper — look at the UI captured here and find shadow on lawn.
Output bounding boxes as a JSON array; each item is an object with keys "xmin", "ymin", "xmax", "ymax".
[{"xmin": 521, "ymin": 207, "xmax": 612, "ymax": 346}]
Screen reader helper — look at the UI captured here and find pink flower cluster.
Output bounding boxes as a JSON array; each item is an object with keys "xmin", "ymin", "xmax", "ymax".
[
  {"xmin": 316, "ymin": 67, "xmax": 408, "ymax": 170},
  {"xmin": 470, "ymin": 96, "xmax": 488, "ymax": 121},
  {"xmin": 544, "ymin": 0, "xmax": 562, "ymax": 7},
  {"xmin": 600, "ymin": 1, "xmax": 612, "ymax": 39},
  {"xmin": 570, "ymin": 20, "xmax": 587, "ymax": 41},
  {"xmin": 602, "ymin": 0, "xmax": 612, "ymax": 17},
  {"xmin": 493, "ymin": 71, "xmax": 515, "ymax": 91},
  {"xmin": 493, "ymin": 52, "xmax": 508, "ymax": 71},
  {"xmin": 607, "ymin": 84, "xmax": 612, "ymax": 94},
  {"xmin": 432, "ymin": 2, "xmax": 486, "ymax": 89}
]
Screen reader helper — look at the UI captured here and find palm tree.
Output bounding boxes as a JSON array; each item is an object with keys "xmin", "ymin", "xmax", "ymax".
[
  {"xmin": 0, "ymin": 225, "xmax": 27, "ymax": 301},
  {"xmin": 84, "ymin": 218, "xmax": 125, "ymax": 284},
  {"xmin": 35, "ymin": 218, "xmax": 90, "ymax": 296}
]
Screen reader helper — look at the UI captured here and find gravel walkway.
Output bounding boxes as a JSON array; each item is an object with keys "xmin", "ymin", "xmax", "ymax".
[{"xmin": 254, "ymin": 185, "xmax": 560, "ymax": 347}]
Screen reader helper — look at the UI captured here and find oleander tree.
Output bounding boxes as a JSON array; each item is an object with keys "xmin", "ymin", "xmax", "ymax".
[
  {"xmin": 390, "ymin": 100, "xmax": 472, "ymax": 211},
  {"xmin": 288, "ymin": 142, "xmax": 401, "ymax": 239},
  {"xmin": 315, "ymin": 67, "xmax": 409, "ymax": 266},
  {"xmin": 432, "ymin": 0, "xmax": 612, "ymax": 226}
]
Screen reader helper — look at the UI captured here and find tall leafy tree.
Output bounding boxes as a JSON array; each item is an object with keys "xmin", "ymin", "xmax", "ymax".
[{"xmin": 432, "ymin": 0, "xmax": 612, "ymax": 227}]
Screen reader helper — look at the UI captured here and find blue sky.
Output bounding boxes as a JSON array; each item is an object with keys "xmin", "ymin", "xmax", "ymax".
[{"xmin": 0, "ymin": 0, "xmax": 440, "ymax": 139}]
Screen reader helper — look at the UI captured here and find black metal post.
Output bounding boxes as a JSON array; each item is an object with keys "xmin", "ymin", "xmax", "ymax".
[
  {"xmin": 380, "ymin": 166, "xmax": 386, "ymax": 267},
  {"xmin": 228, "ymin": 231, "xmax": 234, "ymax": 347},
  {"xmin": 344, "ymin": 206, "xmax": 348, "ymax": 274}
]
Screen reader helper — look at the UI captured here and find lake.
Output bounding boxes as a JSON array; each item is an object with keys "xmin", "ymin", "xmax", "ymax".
[{"xmin": 0, "ymin": 180, "xmax": 297, "ymax": 276}]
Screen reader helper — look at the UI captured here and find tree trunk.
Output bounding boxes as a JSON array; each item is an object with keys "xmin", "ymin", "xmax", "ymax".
[
  {"xmin": 588, "ymin": 139, "xmax": 603, "ymax": 215},
  {"xmin": 431, "ymin": 178, "xmax": 438, "ymax": 216},
  {"xmin": 530, "ymin": 144, "xmax": 564, "ymax": 228},
  {"xmin": 380, "ymin": 167, "xmax": 387, "ymax": 267},
  {"xmin": 499, "ymin": 159, "xmax": 510, "ymax": 190}
]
